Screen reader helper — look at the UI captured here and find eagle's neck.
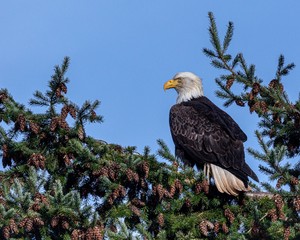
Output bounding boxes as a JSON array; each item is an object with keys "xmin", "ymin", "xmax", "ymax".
[{"xmin": 176, "ymin": 86, "xmax": 204, "ymax": 104}]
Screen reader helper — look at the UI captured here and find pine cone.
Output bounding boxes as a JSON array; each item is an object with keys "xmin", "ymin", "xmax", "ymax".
[
  {"xmin": 131, "ymin": 198, "xmax": 145, "ymax": 207},
  {"xmin": 274, "ymin": 194, "xmax": 284, "ymax": 211},
  {"xmin": 2, "ymin": 144, "xmax": 8, "ymax": 158},
  {"xmin": 126, "ymin": 169, "xmax": 134, "ymax": 182},
  {"xmin": 61, "ymin": 105, "xmax": 69, "ymax": 119},
  {"xmin": 61, "ymin": 220, "xmax": 70, "ymax": 229},
  {"xmin": 85, "ymin": 227, "xmax": 94, "ymax": 240},
  {"xmin": 157, "ymin": 213, "xmax": 164, "ymax": 227},
  {"xmin": 169, "ymin": 184, "xmax": 176, "ymax": 197},
  {"xmin": 50, "ymin": 117, "xmax": 59, "ymax": 131},
  {"xmin": 252, "ymin": 82, "xmax": 260, "ymax": 95},
  {"xmin": 290, "ymin": 176, "xmax": 299, "ymax": 185},
  {"xmin": 199, "ymin": 221, "xmax": 209, "ymax": 236},
  {"xmin": 174, "ymin": 179, "xmax": 183, "ymax": 194},
  {"xmin": 195, "ymin": 182, "xmax": 202, "ymax": 194},
  {"xmin": 201, "ymin": 179, "xmax": 209, "ymax": 194},
  {"xmin": 293, "ymin": 196, "xmax": 300, "ymax": 211},
  {"xmin": 93, "ymin": 226, "xmax": 103, "ymax": 240},
  {"xmin": 69, "ymin": 105, "xmax": 77, "ymax": 119},
  {"xmin": 90, "ymin": 110, "xmax": 97, "ymax": 121},
  {"xmin": 16, "ymin": 114, "xmax": 26, "ymax": 131},
  {"xmin": 78, "ymin": 125, "xmax": 85, "ymax": 140},
  {"xmin": 71, "ymin": 229, "xmax": 85, "ymax": 240},
  {"xmin": 222, "ymin": 222, "xmax": 229, "ymax": 234},
  {"xmin": 29, "ymin": 121, "xmax": 40, "ymax": 134},
  {"xmin": 156, "ymin": 184, "xmax": 164, "ymax": 201},
  {"xmin": 56, "ymin": 87, "xmax": 62, "ymax": 98},
  {"xmin": 140, "ymin": 161, "xmax": 150, "ymax": 178},
  {"xmin": 284, "ymin": 226, "xmax": 290, "ymax": 240},
  {"xmin": 224, "ymin": 208, "xmax": 235, "ymax": 224},
  {"xmin": 33, "ymin": 217, "xmax": 44, "ymax": 226},
  {"xmin": 60, "ymin": 83, "xmax": 67, "ymax": 94},
  {"xmin": 214, "ymin": 222, "xmax": 220, "ymax": 233},
  {"xmin": 267, "ymin": 209, "xmax": 278, "ymax": 222},
  {"xmin": 276, "ymin": 177, "xmax": 284, "ymax": 188},
  {"xmin": 108, "ymin": 167, "xmax": 116, "ymax": 181},
  {"xmin": 63, "ymin": 154, "xmax": 71, "ymax": 165},
  {"xmin": 235, "ymin": 99, "xmax": 245, "ymax": 107},
  {"xmin": 58, "ymin": 117, "xmax": 70, "ymax": 130},
  {"xmin": 2, "ymin": 226, "xmax": 10, "ymax": 240},
  {"xmin": 9, "ymin": 219, "xmax": 19, "ymax": 234},
  {"xmin": 226, "ymin": 78, "xmax": 234, "ymax": 89},
  {"xmin": 25, "ymin": 218, "xmax": 33, "ymax": 232},
  {"xmin": 51, "ymin": 217, "xmax": 59, "ymax": 227},
  {"xmin": 139, "ymin": 178, "xmax": 148, "ymax": 190},
  {"xmin": 130, "ymin": 205, "xmax": 141, "ymax": 216},
  {"xmin": 0, "ymin": 92, "xmax": 8, "ymax": 103}
]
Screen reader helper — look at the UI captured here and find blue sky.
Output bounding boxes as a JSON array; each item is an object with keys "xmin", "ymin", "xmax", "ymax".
[{"xmin": 1, "ymin": 1, "xmax": 300, "ymax": 181}]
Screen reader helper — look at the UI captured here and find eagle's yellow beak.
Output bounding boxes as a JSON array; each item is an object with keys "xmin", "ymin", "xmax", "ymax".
[{"xmin": 163, "ymin": 79, "xmax": 179, "ymax": 91}]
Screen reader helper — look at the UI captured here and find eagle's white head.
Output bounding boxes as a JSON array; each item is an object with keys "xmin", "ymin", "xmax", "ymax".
[{"xmin": 163, "ymin": 72, "xmax": 204, "ymax": 103}]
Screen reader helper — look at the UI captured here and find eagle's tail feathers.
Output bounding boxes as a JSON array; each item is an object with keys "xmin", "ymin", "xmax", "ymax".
[{"xmin": 208, "ymin": 163, "xmax": 251, "ymax": 196}]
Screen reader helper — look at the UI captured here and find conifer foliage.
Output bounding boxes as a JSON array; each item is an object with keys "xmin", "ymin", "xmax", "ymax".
[{"xmin": 0, "ymin": 13, "xmax": 299, "ymax": 240}]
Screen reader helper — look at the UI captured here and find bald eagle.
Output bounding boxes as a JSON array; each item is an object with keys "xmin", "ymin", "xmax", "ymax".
[{"xmin": 164, "ymin": 72, "xmax": 258, "ymax": 196}]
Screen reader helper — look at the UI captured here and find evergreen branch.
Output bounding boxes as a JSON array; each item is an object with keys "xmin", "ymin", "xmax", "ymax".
[
  {"xmin": 223, "ymin": 21, "xmax": 234, "ymax": 53},
  {"xmin": 208, "ymin": 12, "xmax": 222, "ymax": 56},
  {"xmin": 203, "ymin": 48, "xmax": 217, "ymax": 58}
]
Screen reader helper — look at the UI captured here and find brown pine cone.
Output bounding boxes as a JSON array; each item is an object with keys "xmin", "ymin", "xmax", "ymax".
[
  {"xmin": 174, "ymin": 179, "xmax": 183, "ymax": 194},
  {"xmin": 276, "ymin": 177, "xmax": 284, "ymax": 189},
  {"xmin": 235, "ymin": 99, "xmax": 245, "ymax": 107},
  {"xmin": 9, "ymin": 219, "xmax": 19, "ymax": 234},
  {"xmin": 29, "ymin": 121, "xmax": 40, "ymax": 134},
  {"xmin": 267, "ymin": 209, "xmax": 278, "ymax": 222},
  {"xmin": 50, "ymin": 117, "xmax": 59, "ymax": 131},
  {"xmin": 156, "ymin": 184, "xmax": 164, "ymax": 201},
  {"xmin": 78, "ymin": 125, "xmax": 85, "ymax": 140},
  {"xmin": 201, "ymin": 179, "xmax": 209, "ymax": 194},
  {"xmin": 284, "ymin": 226, "xmax": 290, "ymax": 240},
  {"xmin": 118, "ymin": 185, "xmax": 126, "ymax": 197},
  {"xmin": 199, "ymin": 221, "xmax": 208, "ymax": 236},
  {"xmin": 33, "ymin": 217, "xmax": 44, "ymax": 226},
  {"xmin": 157, "ymin": 213, "xmax": 164, "ymax": 227},
  {"xmin": 169, "ymin": 184, "xmax": 176, "ymax": 197},
  {"xmin": 93, "ymin": 226, "xmax": 103, "ymax": 240},
  {"xmin": 214, "ymin": 221, "xmax": 220, "ymax": 233},
  {"xmin": 15, "ymin": 114, "xmax": 26, "ymax": 131},
  {"xmin": 126, "ymin": 169, "xmax": 134, "ymax": 182},
  {"xmin": 25, "ymin": 218, "xmax": 33, "ymax": 232},
  {"xmin": 60, "ymin": 83, "xmax": 67, "ymax": 94},
  {"xmin": 290, "ymin": 176, "xmax": 299, "ymax": 186},
  {"xmin": 85, "ymin": 227, "xmax": 94, "ymax": 240},
  {"xmin": 55, "ymin": 87, "xmax": 62, "ymax": 98},
  {"xmin": 274, "ymin": 194, "xmax": 284, "ymax": 210},
  {"xmin": 2, "ymin": 226, "xmax": 10, "ymax": 240},
  {"xmin": 69, "ymin": 105, "xmax": 77, "ymax": 119},
  {"xmin": 195, "ymin": 182, "xmax": 202, "ymax": 194},
  {"xmin": 140, "ymin": 161, "xmax": 150, "ymax": 178},
  {"xmin": 222, "ymin": 222, "xmax": 229, "ymax": 234},
  {"xmin": 61, "ymin": 105, "xmax": 69, "ymax": 119},
  {"xmin": 90, "ymin": 110, "xmax": 97, "ymax": 121},
  {"xmin": 252, "ymin": 82, "xmax": 260, "ymax": 95},
  {"xmin": 61, "ymin": 220, "xmax": 70, "ymax": 230},
  {"xmin": 131, "ymin": 198, "xmax": 145, "ymax": 207},
  {"xmin": 226, "ymin": 78, "xmax": 234, "ymax": 89},
  {"xmin": 130, "ymin": 205, "xmax": 141, "ymax": 216},
  {"xmin": 51, "ymin": 217, "xmax": 59, "ymax": 227},
  {"xmin": 293, "ymin": 196, "xmax": 300, "ymax": 211},
  {"xmin": 224, "ymin": 208, "xmax": 235, "ymax": 224}
]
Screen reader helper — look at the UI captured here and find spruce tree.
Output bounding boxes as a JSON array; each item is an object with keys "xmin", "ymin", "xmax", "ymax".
[{"xmin": 0, "ymin": 12, "xmax": 299, "ymax": 240}]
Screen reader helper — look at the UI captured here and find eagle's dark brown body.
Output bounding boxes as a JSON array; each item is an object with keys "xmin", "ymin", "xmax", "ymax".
[{"xmin": 169, "ymin": 96, "xmax": 259, "ymax": 187}]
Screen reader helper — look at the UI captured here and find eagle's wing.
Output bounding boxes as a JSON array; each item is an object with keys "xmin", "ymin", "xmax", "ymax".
[{"xmin": 169, "ymin": 98, "xmax": 258, "ymax": 195}]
